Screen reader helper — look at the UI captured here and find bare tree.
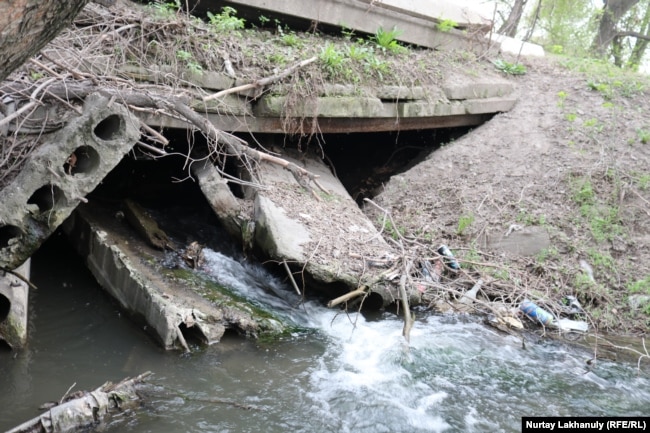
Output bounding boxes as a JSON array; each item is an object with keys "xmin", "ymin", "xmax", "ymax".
[
  {"xmin": 498, "ymin": 0, "xmax": 530, "ymax": 37},
  {"xmin": 591, "ymin": 0, "xmax": 641, "ymax": 57}
]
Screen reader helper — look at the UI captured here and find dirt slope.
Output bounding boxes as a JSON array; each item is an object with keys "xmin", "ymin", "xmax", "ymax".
[{"xmin": 370, "ymin": 55, "xmax": 650, "ymax": 335}]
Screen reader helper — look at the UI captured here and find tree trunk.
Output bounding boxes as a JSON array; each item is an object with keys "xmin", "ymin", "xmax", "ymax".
[
  {"xmin": 0, "ymin": 1, "xmax": 90, "ymax": 81},
  {"xmin": 626, "ymin": 2, "xmax": 650, "ymax": 69},
  {"xmin": 591, "ymin": 0, "xmax": 640, "ymax": 57},
  {"xmin": 498, "ymin": 0, "xmax": 528, "ymax": 37}
]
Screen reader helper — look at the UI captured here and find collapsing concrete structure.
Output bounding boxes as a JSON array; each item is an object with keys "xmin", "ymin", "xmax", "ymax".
[
  {"xmin": 0, "ymin": 0, "xmax": 519, "ymax": 350},
  {"xmin": 0, "ymin": 95, "xmax": 140, "ymax": 348}
]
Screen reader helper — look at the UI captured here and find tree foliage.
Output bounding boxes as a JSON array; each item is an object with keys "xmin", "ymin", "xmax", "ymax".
[{"xmin": 494, "ymin": 0, "xmax": 650, "ymax": 70}]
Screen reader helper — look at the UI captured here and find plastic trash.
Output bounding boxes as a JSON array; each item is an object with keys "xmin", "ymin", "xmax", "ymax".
[
  {"xmin": 437, "ymin": 244, "xmax": 460, "ymax": 270},
  {"xmin": 519, "ymin": 300, "xmax": 555, "ymax": 326},
  {"xmin": 562, "ymin": 295, "xmax": 583, "ymax": 314},
  {"xmin": 557, "ymin": 318, "xmax": 589, "ymax": 333},
  {"xmin": 458, "ymin": 279, "xmax": 482, "ymax": 305}
]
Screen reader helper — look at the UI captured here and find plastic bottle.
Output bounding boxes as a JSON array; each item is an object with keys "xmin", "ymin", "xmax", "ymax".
[
  {"xmin": 437, "ymin": 245, "xmax": 460, "ymax": 270},
  {"xmin": 519, "ymin": 300, "xmax": 555, "ymax": 326}
]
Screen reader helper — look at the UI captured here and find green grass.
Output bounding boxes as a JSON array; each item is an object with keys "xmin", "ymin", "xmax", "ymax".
[
  {"xmin": 319, "ymin": 43, "xmax": 347, "ymax": 77},
  {"xmin": 381, "ymin": 219, "xmax": 405, "ymax": 240},
  {"xmin": 149, "ymin": 0, "xmax": 180, "ymax": 18},
  {"xmin": 627, "ymin": 275, "xmax": 650, "ymax": 294},
  {"xmin": 636, "ymin": 128, "xmax": 650, "ymax": 144},
  {"xmin": 570, "ymin": 176, "xmax": 625, "ymax": 243},
  {"xmin": 456, "ymin": 213, "xmax": 474, "ymax": 236}
]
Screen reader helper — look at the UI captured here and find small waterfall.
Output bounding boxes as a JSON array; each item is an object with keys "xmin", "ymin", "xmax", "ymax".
[{"xmin": 199, "ymin": 247, "xmax": 650, "ymax": 432}]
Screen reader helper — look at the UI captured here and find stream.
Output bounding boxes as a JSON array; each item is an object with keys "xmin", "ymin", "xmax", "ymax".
[{"xmin": 0, "ymin": 233, "xmax": 649, "ymax": 433}]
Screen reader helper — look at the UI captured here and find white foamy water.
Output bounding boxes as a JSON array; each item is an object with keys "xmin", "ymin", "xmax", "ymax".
[
  {"xmin": 4, "ymin": 242, "xmax": 646, "ymax": 433},
  {"xmin": 197, "ymin": 248, "xmax": 650, "ymax": 432}
]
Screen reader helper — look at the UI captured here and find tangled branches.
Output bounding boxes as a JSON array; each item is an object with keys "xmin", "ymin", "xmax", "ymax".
[{"xmin": 0, "ymin": 1, "xmax": 329, "ymax": 194}]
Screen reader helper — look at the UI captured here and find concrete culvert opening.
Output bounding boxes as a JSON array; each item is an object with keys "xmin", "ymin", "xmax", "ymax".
[
  {"xmin": 178, "ymin": 322, "xmax": 208, "ymax": 347},
  {"xmin": 63, "ymin": 146, "xmax": 100, "ymax": 176},
  {"xmin": 0, "ymin": 225, "xmax": 22, "ymax": 249},
  {"xmin": 93, "ymin": 114, "xmax": 123, "ymax": 141},
  {"xmin": 27, "ymin": 184, "xmax": 66, "ymax": 213},
  {"xmin": 0, "ymin": 293, "xmax": 10, "ymax": 324},
  {"xmin": 258, "ymin": 127, "xmax": 473, "ymax": 205},
  {"xmin": 87, "ymin": 124, "xmax": 479, "ymax": 312}
]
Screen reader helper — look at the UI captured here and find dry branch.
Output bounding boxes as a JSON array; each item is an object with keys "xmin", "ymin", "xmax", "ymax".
[
  {"xmin": 6, "ymin": 372, "xmax": 153, "ymax": 433},
  {"xmin": 327, "ymin": 287, "xmax": 369, "ymax": 308},
  {"xmin": 203, "ymin": 56, "xmax": 318, "ymax": 102},
  {"xmin": 398, "ymin": 260, "xmax": 414, "ymax": 342},
  {"xmin": 1, "ymin": 77, "xmax": 330, "ymax": 195}
]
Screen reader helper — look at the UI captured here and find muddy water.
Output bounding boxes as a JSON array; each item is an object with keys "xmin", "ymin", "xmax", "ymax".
[{"xmin": 1, "ymin": 233, "xmax": 649, "ymax": 433}]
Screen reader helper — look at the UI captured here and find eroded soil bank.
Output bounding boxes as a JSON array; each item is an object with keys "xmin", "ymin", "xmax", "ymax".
[{"xmin": 369, "ymin": 55, "xmax": 650, "ymax": 337}]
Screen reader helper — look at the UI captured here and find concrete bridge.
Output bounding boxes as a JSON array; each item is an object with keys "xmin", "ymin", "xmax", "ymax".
[{"xmin": 0, "ymin": 0, "xmax": 519, "ymax": 350}]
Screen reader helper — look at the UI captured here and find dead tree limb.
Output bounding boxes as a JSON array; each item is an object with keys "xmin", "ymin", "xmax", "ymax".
[
  {"xmin": 203, "ymin": 56, "xmax": 318, "ymax": 102},
  {"xmin": 5, "ymin": 372, "xmax": 152, "ymax": 433},
  {"xmin": 166, "ymin": 98, "xmax": 330, "ymax": 195},
  {"xmin": 327, "ymin": 287, "xmax": 369, "ymax": 308},
  {"xmin": 399, "ymin": 260, "xmax": 414, "ymax": 343},
  {"xmin": 282, "ymin": 259, "xmax": 302, "ymax": 296},
  {"xmin": 1, "ymin": 79, "xmax": 330, "ymax": 195}
]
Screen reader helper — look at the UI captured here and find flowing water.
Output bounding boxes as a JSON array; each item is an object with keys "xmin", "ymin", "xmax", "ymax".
[{"xmin": 1, "ymin": 233, "xmax": 649, "ymax": 433}]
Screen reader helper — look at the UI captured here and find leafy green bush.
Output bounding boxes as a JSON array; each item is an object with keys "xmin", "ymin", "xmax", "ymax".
[
  {"xmin": 493, "ymin": 59, "xmax": 527, "ymax": 75},
  {"xmin": 207, "ymin": 6, "xmax": 245, "ymax": 32},
  {"xmin": 374, "ymin": 27, "xmax": 407, "ymax": 54}
]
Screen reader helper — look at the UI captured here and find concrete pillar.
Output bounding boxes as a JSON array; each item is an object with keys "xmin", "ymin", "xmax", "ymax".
[{"xmin": 0, "ymin": 260, "xmax": 30, "ymax": 348}]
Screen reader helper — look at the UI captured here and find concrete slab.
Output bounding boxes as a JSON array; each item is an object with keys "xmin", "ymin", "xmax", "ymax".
[
  {"xmin": 0, "ymin": 94, "xmax": 140, "ymax": 270},
  {"xmin": 483, "ymin": 226, "xmax": 551, "ymax": 257},
  {"xmin": 63, "ymin": 205, "xmax": 289, "ymax": 350},
  {"xmin": 251, "ymin": 149, "xmax": 397, "ymax": 297},
  {"xmin": 208, "ymin": 0, "xmax": 491, "ymax": 52},
  {"xmin": 254, "ymin": 95, "xmax": 385, "ymax": 118},
  {"xmin": 358, "ymin": 0, "xmax": 493, "ymax": 29},
  {"xmin": 443, "ymin": 76, "xmax": 515, "ymax": 100},
  {"xmin": 463, "ymin": 96, "xmax": 517, "ymax": 114}
]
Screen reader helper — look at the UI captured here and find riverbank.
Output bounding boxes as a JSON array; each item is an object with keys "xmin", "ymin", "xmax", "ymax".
[
  {"xmin": 369, "ymin": 55, "xmax": 650, "ymax": 337},
  {"xmin": 1, "ymin": 1, "xmax": 648, "ymax": 341}
]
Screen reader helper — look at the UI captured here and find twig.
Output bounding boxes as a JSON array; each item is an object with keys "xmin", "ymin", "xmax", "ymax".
[
  {"xmin": 327, "ymin": 288, "xmax": 368, "ymax": 308},
  {"xmin": 0, "ymin": 267, "xmax": 39, "ymax": 291},
  {"xmin": 59, "ymin": 382, "xmax": 77, "ymax": 404},
  {"xmin": 0, "ymin": 77, "xmax": 57, "ymax": 128},
  {"xmin": 136, "ymin": 140, "xmax": 167, "ymax": 156},
  {"xmin": 27, "ymin": 58, "xmax": 64, "ymax": 79},
  {"xmin": 282, "ymin": 260, "xmax": 301, "ymax": 296},
  {"xmin": 139, "ymin": 122, "xmax": 169, "ymax": 146},
  {"xmin": 203, "ymin": 56, "xmax": 318, "ymax": 102},
  {"xmin": 176, "ymin": 325, "xmax": 190, "ymax": 353}
]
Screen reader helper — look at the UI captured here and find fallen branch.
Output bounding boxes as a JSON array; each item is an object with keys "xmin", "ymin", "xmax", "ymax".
[
  {"xmin": 0, "ymin": 267, "xmax": 39, "ymax": 291},
  {"xmin": 6, "ymin": 372, "xmax": 153, "ymax": 433},
  {"xmin": 398, "ymin": 260, "xmax": 414, "ymax": 343},
  {"xmin": 327, "ymin": 287, "xmax": 368, "ymax": 308},
  {"xmin": 282, "ymin": 259, "xmax": 302, "ymax": 296},
  {"xmin": 203, "ymin": 56, "xmax": 318, "ymax": 102}
]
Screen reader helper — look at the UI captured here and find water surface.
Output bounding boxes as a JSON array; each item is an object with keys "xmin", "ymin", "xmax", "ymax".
[{"xmin": 1, "ymin": 234, "xmax": 648, "ymax": 433}]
